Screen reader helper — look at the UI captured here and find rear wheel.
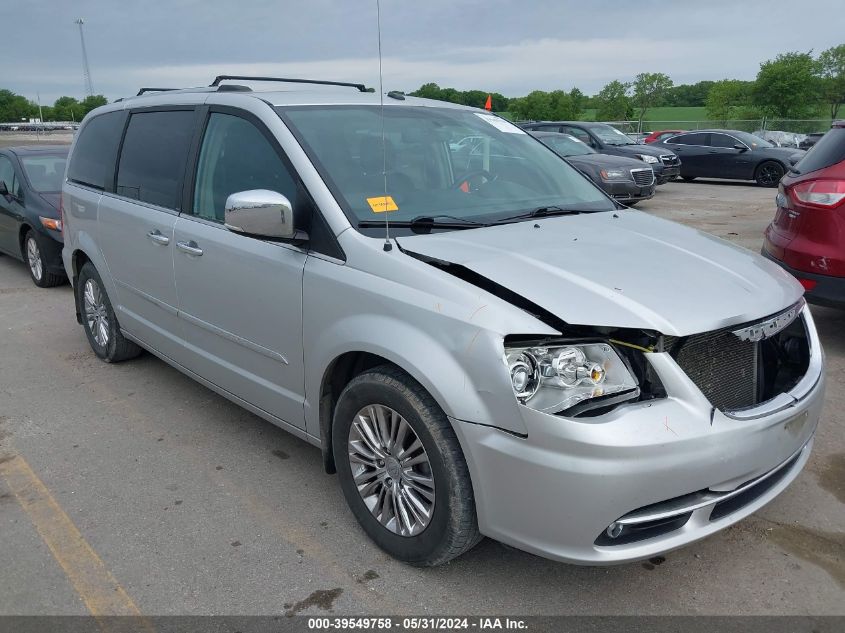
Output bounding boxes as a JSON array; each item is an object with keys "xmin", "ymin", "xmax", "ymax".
[
  {"xmin": 333, "ymin": 365, "xmax": 481, "ymax": 566},
  {"xmin": 24, "ymin": 230, "xmax": 64, "ymax": 288},
  {"xmin": 77, "ymin": 262, "xmax": 142, "ymax": 362},
  {"xmin": 755, "ymin": 161, "xmax": 785, "ymax": 188}
]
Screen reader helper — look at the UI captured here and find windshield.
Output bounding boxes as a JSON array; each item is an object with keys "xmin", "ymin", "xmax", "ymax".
[
  {"xmin": 536, "ymin": 134, "xmax": 595, "ymax": 157},
  {"xmin": 21, "ymin": 155, "xmax": 67, "ymax": 192},
  {"xmin": 733, "ymin": 131, "xmax": 774, "ymax": 149},
  {"xmin": 590, "ymin": 124, "xmax": 636, "ymax": 146},
  {"xmin": 278, "ymin": 105, "xmax": 615, "ymax": 234}
]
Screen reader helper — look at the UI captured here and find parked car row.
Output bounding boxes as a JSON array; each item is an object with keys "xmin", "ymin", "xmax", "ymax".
[
  {"xmin": 0, "ymin": 81, "xmax": 832, "ymax": 570},
  {"xmin": 520, "ymin": 121, "xmax": 681, "ymax": 184}
]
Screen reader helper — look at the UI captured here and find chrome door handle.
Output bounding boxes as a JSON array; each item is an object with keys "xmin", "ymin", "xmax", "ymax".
[
  {"xmin": 176, "ymin": 240, "xmax": 203, "ymax": 256},
  {"xmin": 147, "ymin": 230, "xmax": 170, "ymax": 245}
]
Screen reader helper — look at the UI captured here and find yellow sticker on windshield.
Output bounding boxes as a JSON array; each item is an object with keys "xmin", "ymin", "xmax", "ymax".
[{"xmin": 367, "ymin": 196, "xmax": 398, "ymax": 213}]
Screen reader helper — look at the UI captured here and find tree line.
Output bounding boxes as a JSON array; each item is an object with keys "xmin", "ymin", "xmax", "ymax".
[
  {"xmin": 410, "ymin": 44, "xmax": 844, "ymax": 123},
  {"xmin": 0, "ymin": 90, "xmax": 108, "ymax": 123},
  {"xmin": 2, "ymin": 43, "xmax": 841, "ymax": 126}
]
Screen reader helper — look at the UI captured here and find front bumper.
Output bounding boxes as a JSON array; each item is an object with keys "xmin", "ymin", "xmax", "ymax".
[
  {"xmin": 452, "ymin": 307, "xmax": 825, "ymax": 564},
  {"xmin": 600, "ymin": 180, "xmax": 655, "ymax": 203},
  {"xmin": 650, "ymin": 159, "xmax": 681, "ymax": 184},
  {"xmin": 33, "ymin": 229, "xmax": 66, "ymax": 275}
]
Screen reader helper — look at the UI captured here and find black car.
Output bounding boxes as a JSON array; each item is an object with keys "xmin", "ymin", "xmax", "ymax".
[
  {"xmin": 0, "ymin": 146, "xmax": 69, "ymax": 286},
  {"xmin": 530, "ymin": 131, "xmax": 655, "ymax": 205},
  {"xmin": 520, "ymin": 121, "xmax": 681, "ymax": 184},
  {"xmin": 654, "ymin": 130, "xmax": 805, "ymax": 188},
  {"xmin": 799, "ymin": 132, "xmax": 825, "ymax": 151}
]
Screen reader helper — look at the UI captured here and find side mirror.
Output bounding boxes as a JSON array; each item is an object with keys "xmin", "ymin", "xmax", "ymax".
[
  {"xmin": 0, "ymin": 181, "xmax": 8, "ymax": 196},
  {"xmin": 224, "ymin": 189, "xmax": 296, "ymax": 239},
  {"xmin": 733, "ymin": 144, "xmax": 748, "ymax": 152}
]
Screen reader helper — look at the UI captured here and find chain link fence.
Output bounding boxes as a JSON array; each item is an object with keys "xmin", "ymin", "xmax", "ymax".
[
  {"xmin": 600, "ymin": 119, "xmax": 834, "ymax": 148},
  {"xmin": 605, "ymin": 119, "xmax": 833, "ymax": 134}
]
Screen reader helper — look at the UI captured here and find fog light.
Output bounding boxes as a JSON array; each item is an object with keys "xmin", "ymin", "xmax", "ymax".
[{"xmin": 606, "ymin": 522, "xmax": 624, "ymax": 539}]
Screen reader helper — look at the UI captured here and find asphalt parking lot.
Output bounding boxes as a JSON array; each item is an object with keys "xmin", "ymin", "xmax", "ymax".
[{"xmin": 1, "ymin": 165, "xmax": 843, "ymax": 615}]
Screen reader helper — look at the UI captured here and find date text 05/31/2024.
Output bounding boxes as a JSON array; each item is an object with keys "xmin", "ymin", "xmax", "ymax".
[{"xmin": 307, "ymin": 617, "xmax": 529, "ymax": 630}]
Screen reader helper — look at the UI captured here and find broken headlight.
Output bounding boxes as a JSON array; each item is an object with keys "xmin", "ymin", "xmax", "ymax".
[{"xmin": 505, "ymin": 342, "xmax": 638, "ymax": 415}]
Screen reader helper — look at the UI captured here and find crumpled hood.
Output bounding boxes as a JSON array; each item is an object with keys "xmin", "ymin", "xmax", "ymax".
[{"xmin": 396, "ymin": 211, "xmax": 803, "ymax": 336}]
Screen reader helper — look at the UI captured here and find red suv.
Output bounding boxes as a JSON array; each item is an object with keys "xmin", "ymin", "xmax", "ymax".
[{"xmin": 763, "ymin": 121, "xmax": 845, "ymax": 308}]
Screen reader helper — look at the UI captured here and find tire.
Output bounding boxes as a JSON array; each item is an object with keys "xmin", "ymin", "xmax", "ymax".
[
  {"xmin": 681, "ymin": 175, "xmax": 696, "ymax": 182},
  {"xmin": 755, "ymin": 161, "xmax": 785, "ymax": 188},
  {"xmin": 23, "ymin": 230, "xmax": 64, "ymax": 288},
  {"xmin": 76, "ymin": 262, "xmax": 142, "ymax": 362},
  {"xmin": 332, "ymin": 365, "xmax": 481, "ymax": 566}
]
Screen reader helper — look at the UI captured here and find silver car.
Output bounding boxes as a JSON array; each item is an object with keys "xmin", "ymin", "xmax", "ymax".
[{"xmin": 61, "ymin": 78, "xmax": 825, "ymax": 566}]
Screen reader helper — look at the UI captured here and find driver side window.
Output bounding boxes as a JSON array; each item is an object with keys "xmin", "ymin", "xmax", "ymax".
[
  {"xmin": 0, "ymin": 157, "xmax": 16, "ymax": 197},
  {"xmin": 562, "ymin": 127, "xmax": 593, "ymax": 146},
  {"xmin": 192, "ymin": 113, "xmax": 297, "ymax": 223}
]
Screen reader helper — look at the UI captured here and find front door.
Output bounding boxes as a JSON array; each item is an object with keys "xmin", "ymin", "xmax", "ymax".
[
  {"xmin": 0, "ymin": 155, "xmax": 22, "ymax": 255},
  {"xmin": 173, "ymin": 109, "xmax": 307, "ymax": 427},
  {"xmin": 706, "ymin": 133, "xmax": 750, "ymax": 179}
]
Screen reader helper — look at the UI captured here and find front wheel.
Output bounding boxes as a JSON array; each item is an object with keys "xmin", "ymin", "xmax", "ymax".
[
  {"xmin": 24, "ymin": 230, "xmax": 64, "ymax": 288},
  {"xmin": 77, "ymin": 262, "xmax": 142, "ymax": 362},
  {"xmin": 333, "ymin": 365, "xmax": 481, "ymax": 566},
  {"xmin": 755, "ymin": 161, "xmax": 785, "ymax": 188}
]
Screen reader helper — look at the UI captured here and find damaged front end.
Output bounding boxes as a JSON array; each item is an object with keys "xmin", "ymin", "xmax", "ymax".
[{"xmin": 405, "ymin": 247, "xmax": 814, "ymax": 421}]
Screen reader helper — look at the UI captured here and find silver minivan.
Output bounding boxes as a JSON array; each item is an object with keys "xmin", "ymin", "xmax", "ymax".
[{"xmin": 62, "ymin": 77, "xmax": 825, "ymax": 566}]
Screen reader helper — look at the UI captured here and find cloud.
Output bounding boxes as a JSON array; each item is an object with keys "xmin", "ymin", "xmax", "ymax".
[{"xmin": 1, "ymin": 0, "xmax": 842, "ymax": 103}]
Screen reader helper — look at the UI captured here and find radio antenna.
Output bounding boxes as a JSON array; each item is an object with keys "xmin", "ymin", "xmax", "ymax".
[{"xmin": 376, "ymin": 0, "xmax": 392, "ymax": 252}]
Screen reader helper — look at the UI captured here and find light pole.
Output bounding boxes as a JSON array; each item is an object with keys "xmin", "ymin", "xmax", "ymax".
[{"xmin": 75, "ymin": 18, "xmax": 95, "ymax": 97}]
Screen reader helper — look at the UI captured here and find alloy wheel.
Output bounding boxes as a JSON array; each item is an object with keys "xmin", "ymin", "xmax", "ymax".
[
  {"xmin": 26, "ymin": 237, "xmax": 42, "ymax": 281},
  {"xmin": 83, "ymin": 278, "xmax": 110, "ymax": 348},
  {"xmin": 758, "ymin": 164, "xmax": 782, "ymax": 186},
  {"xmin": 347, "ymin": 404, "xmax": 436, "ymax": 537}
]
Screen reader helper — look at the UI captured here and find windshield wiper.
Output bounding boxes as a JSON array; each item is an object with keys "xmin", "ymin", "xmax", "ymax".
[
  {"xmin": 357, "ymin": 214, "xmax": 489, "ymax": 232},
  {"xmin": 492, "ymin": 205, "xmax": 583, "ymax": 224}
]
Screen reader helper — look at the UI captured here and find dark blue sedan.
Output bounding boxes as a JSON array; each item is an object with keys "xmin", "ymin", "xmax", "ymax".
[{"xmin": 0, "ymin": 145, "xmax": 69, "ymax": 286}]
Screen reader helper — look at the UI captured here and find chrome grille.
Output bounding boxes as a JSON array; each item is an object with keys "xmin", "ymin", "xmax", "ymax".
[
  {"xmin": 659, "ymin": 154, "xmax": 680, "ymax": 166},
  {"xmin": 631, "ymin": 168, "xmax": 654, "ymax": 186}
]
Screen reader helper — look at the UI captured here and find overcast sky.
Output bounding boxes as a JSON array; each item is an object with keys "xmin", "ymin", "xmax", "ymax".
[{"xmin": 1, "ymin": 0, "xmax": 842, "ymax": 104}]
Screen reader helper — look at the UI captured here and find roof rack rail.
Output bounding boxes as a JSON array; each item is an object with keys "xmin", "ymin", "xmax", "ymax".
[
  {"xmin": 210, "ymin": 75, "xmax": 367, "ymax": 93},
  {"xmin": 136, "ymin": 87, "xmax": 178, "ymax": 96}
]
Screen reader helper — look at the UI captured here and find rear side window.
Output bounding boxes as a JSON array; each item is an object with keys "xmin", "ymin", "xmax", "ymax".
[
  {"xmin": 116, "ymin": 110, "xmax": 195, "ymax": 210},
  {"xmin": 668, "ymin": 133, "xmax": 707, "ymax": 145},
  {"xmin": 67, "ymin": 111, "xmax": 124, "ymax": 190},
  {"xmin": 795, "ymin": 128, "xmax": 845, "ymax": 174}
]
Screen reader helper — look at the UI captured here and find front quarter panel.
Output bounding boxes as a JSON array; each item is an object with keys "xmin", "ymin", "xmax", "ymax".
[{"xmin": 301, "ymin": 230, "xmax": 559, "ymax": 440}]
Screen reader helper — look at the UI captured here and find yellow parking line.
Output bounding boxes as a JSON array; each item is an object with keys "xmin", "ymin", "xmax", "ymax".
[{"xmin": 0, "ymin": 454, "xmax": 143, "ymax": 617}]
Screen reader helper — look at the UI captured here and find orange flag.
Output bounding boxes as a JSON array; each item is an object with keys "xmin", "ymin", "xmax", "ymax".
[{"xmin": 484, "ymin": 94, "xmax": 492, "ymax": 111}]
